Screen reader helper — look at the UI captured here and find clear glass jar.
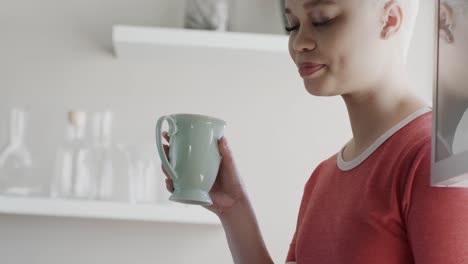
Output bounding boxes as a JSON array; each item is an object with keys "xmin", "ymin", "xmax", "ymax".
[
  {"xmin": 0, "ymin": 109, "xmax": 41, "ymax": 196},
  {"xmin": 90, "ymin": 111, "xmax": 131, "ymax": 202},
  {"xmin": 127, "ymin": 146, "xmax": 159, "ymax": 204},
  {"xmin": 51, "ymin": 111, "xmax": 96, "ymax": 199}
]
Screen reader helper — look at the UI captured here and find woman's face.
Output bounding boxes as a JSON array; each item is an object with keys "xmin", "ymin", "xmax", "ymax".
[
  {"xmin": 285, "ymin": 0, "xmax": 388, "ymax": 96},
  {"xmin": 438, "ymin": 3, "xmax": 468, "ymax": 99}
]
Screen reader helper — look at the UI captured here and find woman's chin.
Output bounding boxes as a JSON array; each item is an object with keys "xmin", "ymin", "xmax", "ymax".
[{"xmin": 304, "ymin": 82, "xmax": 339, "ymax": 97}]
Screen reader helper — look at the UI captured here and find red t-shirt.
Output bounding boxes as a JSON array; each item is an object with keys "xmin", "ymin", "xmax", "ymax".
[{"xmin": 286, "ymin": 108, "xmax": 468, "ymax": 264}]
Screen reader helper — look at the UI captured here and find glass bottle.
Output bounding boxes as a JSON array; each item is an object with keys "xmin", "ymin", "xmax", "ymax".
[
  {"xmin": 51, "ymin": 111, "xmax": 96, "ymax": 199},
  {"xmin": 127, "ymin": 146, "xmax": 159, "ymax": 204},
  {"xmin": 91, "ymin": 111, "xmax": 131, "ymax": 202},
  {"xmin": 0, "ymin": 109, "xmax": 40, "ymax": 196}
]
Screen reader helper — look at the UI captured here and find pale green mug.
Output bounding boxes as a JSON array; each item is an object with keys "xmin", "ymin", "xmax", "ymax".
[{"xmin": 155, "ymin": 114, "xmax": 226, "ymax": 206}]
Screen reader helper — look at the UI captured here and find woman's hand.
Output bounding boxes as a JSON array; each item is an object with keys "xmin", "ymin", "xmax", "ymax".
[
  {"xmin": 161, "ymin": 132, "xmax": 247, "ymax": 217},
  {"xmin": 162, "ymin": 133, "xmax": 273, "ymax": 263}
]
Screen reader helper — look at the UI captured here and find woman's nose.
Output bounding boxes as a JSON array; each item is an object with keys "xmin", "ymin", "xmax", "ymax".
[{"xmin": 292, "ymin": 28, "xmax": 317, "ymax": 52}]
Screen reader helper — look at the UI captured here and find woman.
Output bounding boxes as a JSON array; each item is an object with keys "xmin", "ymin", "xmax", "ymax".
[
  {"xmin": 162, "ymin": 0, "xmax": 468, "ymax": 263},
  {"xmin": 436, "ymin": 0, "xmax": 468, "ymax": 161}
]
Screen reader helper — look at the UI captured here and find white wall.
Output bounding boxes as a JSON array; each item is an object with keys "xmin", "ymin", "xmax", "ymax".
[
  {"xmin": 0, "ymin": 1, "xmax": 434, "ymax": 263},
  {"xmin": 407, "ymin": 0, "xmax": 435, "ymax": 105}
]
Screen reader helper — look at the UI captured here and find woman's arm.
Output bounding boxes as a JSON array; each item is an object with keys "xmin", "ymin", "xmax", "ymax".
[
  {"xmin": 220, "ymin": 197, "xmax": 274, "ymax": 264},
  {"xmin": 404, "ymin": 143, "xmax": 468, "ymax": 263},
  {"xmin": 161, "ymin": 134, "xmax": 274, "ymax": 263}
]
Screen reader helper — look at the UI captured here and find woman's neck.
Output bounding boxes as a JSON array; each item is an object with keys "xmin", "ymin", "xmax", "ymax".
[{"xmin": 341, "ymin": 77, "xmax": 426, "ymax": 158}]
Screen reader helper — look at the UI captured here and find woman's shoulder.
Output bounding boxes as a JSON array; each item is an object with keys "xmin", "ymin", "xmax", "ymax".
[
  {"xmin": 390, "ymin": 111, "xmax": 432, "ymax": 177},
  {"xmin": 392, "ymin": 110, "xmax": 432, "ymax": 153}
]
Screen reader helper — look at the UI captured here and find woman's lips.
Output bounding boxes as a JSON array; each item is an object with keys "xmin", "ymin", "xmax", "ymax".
[{"xmin": 298, "ymin": 64, "xmax": 326, "ymax": 78}]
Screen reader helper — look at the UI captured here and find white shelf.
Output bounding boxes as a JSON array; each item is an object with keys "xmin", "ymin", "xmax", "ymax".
[
  {"xmin": 112, "ymin": 25, "xmax": 290, "ymax": 61},
  {"xmin": 0, "ymin": 196, "xmax": 221, "ymax": 225}
]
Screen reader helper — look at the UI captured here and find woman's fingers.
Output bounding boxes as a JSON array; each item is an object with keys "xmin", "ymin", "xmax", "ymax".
[
  {"xmin": 161, "ymin": 132, "xmax": 174, "ymax": 192},
  {"xmin": 163, "ymin": 131, "xmax": 170, "ymax": 143},
  {"xmin": 165, "ymin": 178, "xmax": 174, "ymax": 192},
  {"xmin": 218, "ymin": 137, "xmax": 234, "ymax": 170},
  {"xmin": 163, "ymin": 144, "xmax": 170, "ymax": 160},
  {"xmin": 161, "ymin": 144, "xmax": 171, "ymax": 178}
]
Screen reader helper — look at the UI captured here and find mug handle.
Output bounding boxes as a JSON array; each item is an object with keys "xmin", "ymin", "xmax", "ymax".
[{"xmin": 156, "ymin": 115, "xmax": 179, "ymax": 181}]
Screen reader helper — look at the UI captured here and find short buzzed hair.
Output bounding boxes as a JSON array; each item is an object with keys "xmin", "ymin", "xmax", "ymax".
[{"xmin": 372, "ymin": 0, "xmax": 420, "ymax": 62}]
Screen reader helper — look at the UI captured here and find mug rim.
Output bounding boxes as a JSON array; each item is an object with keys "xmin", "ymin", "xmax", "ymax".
[{"xmin": 170, "ymin": 113, "xmax": 226, "ymax": 125}]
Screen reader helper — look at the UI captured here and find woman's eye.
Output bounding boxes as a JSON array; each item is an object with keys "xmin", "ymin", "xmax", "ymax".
[
  {"xmin": 312, "ymin": 18, "xmax": 334, "ymax": 27},
  {"xmin": 285, "ymin": 25, "xmax": 299, "ymax": 33},
  {"xmin": 285, "ymin": 17, "xmax": 335, "ymax": 33}
]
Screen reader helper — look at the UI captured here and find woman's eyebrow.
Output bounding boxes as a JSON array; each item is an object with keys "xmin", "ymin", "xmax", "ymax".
[
  {"xmin": 304, "ymin": 0, "xmax": 336, "ymax": 8},
  {"xmin": 285, "ymin": 0, "xmax": 336, "ymax": 14}
]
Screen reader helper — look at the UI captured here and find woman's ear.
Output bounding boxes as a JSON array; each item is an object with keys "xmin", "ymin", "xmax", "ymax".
[
  {"xmin": 439, "ymin": 3, "xmax": 455, "ymax": 43},
  {"xmin": 380, "ymin": 0, "xmax": 403, "ymax": 39}
]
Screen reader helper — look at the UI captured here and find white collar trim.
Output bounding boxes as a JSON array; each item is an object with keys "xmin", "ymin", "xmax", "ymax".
[{"xmin": 337, "ymin": 106, "xmax": 432, "ymax": 172}]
